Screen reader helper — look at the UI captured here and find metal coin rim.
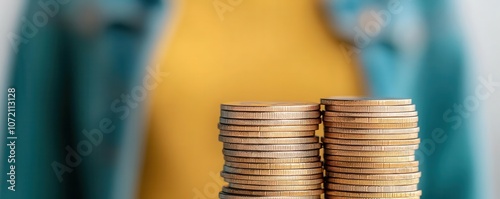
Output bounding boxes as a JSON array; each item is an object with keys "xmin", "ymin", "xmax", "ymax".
[
  {"xmin": 221, "ymin": 102, "xmax": 319, "ymax": 112},
  {"xmin": 328, "ymin": 172, "xmax": 422, "ymax": 180},
  {"xmin": 221, "ymin": 118, "xmax": 321, "ymax": 126},
  {"xmin": 323, "ymin": 127, "xmax": 419, "ymax": 134},
  {"xmin": 320, "ymin": 97, "xmax": 412, "ymax": 106},
  {"xmin": 223, "ymin": 156, "xmax": 321, "ymax": 164},
  {"xmin": 324, "ymin": 105, "xmax": 416, "ymax": 113},
  {"xmin": 222, "ymin": 186, "xmax": 324, "ymax": 196},
  {"xmin": 322, "ymin": 137, "xmax": 421, "ymax": 146},
  {"xmin": 218, "ymin": 123, "xmax": 319, "ymax": 132},
  {"xmin": 324, "ymin": 111, "xmax": 418, "ymax": 117},
  {"xmin": 221, "ymin": 110, "xmax": 320, "ymax": 119}
]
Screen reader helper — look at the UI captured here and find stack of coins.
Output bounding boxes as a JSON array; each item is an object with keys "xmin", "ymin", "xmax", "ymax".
[
  {"xmin": 320, "ymin": 97, "xmax": 422, "ymax": 199},
  {"xmin": 218, "ymin": 102, "xmax": 324, "ymax": 198}
]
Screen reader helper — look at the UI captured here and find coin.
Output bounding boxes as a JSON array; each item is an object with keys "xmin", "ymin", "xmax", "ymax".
[
  {"xmin": 220, "ymin": 136, "xmax": 319, "ymax": 144},
  {"xmin": 221, "ymin": 172, "xmax": 323, "ymax": 181},
  {"xmin": 325, "ymin": 190, "xmax": 422, "ymax": 198},
  {"xmin": 323, "ymin": 122, "xmax": 418, "ymax": 129},
  {"xmin": 224, "ymin": 178, "xmax": 324, "ymax": 186},
  {"xmin": 328, "ymin": 172, "xmax": 421, "ymax": 180},
  {"xmin": 324, "ymin": 132, "xmax": 419, "ymax": 140},
  {"xmin": 322, "ymin": 138, "xmax": 421, "ymax": 146},
  {"xmin": 328, "ymin": 178, "xmax": 420, "ymax": 186},
  {"xmin": 219, "ymin": 130, "xmax": 316, "ymax": 138},
  {"xmin": 324, "ymin": 155, "xmax": 415, "ymax": 163},
  {"xmin": 324, "ymin": 196, "xmax": 420, "ymax": 199},
  {"xmin": 223, "ymin": 149, "xmax": 319, "ymax": 158},
  {"xmin": 224, "ymin": 166, "xmax": 323, "ymax": 176},
  {"xmin": 324, "ymin": 144, "xmax": 419, "ymax": 151},
  {"xmin": 324, "ymin": 111, "xmax": 418, "ymax": 118},
  {"xmin": 225, "ymin": 161, "xmax": 322, "ymax": 169},
  {"xmin": 221, "ymin": 110, "xmax": 320, "ymax": 119},
  {"xmin": 324, "ymin": 127, "xmax": 419, "ymax": 134},
  {"xmin": 221, "ymin": 102, "xmax": 319, "ymax": 112},
  {"xmin": 220, "ymin": 192, "xmax": 321, "ymax": 199},
  {"xmin": 224, "ymin": 156, "xmax": 321, "ymax": 164},
  {"xmin": 220, "ymin": 118, "xmax": 321, "ymax": 126},
  {"xmin": 327, "ymin": 184, "xmax": 418, "ymax": 192},
  {"xmin": 324, "ymin": 149, "xmax": 415, "ymax": 157},
  {"xmin": 218, "ymin": 123, "xmax": 319, "ymax": 132},
  {"xmin": 325, "ymin": 167, "xmax": 419, "ymax": 174},
  {"xmin": 323, "ymin": 116, "xmax": 418, "ymax": 123},
  {"xmin": 320, "ymin": 97, "xmax": 412, "ymax": 106},
  {"xmin": 325, "ymin": 105, "xmax": 416, "ymax": 112},
  {"xmin": 222, "ymin": 186, "xmax": 324, "ymax": 196},
  {"xmin": 325, "ymin": 161, "xmax": 419, "ymax": 168},
  {"xmin": 229, "ymin": 183, "xmax": 322, "ymax": 191},
  {"xmin": 223, "ymin": 143, "xmax": 321, "ymax": 151}
]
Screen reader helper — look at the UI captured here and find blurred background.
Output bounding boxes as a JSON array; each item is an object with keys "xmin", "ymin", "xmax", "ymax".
[{"xmin": 0, "ymin": 0, "xmax": 499, "ymax": 199}]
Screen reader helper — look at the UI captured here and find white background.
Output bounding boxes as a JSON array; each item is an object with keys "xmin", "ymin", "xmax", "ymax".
[{"xmin": 0, "ymin": 1, "xmax": 498, "ymax": 198}]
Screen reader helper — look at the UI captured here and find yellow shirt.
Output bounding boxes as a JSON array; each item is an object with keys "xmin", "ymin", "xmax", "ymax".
[{"xmin": 139, "ymin": 1, "xmax": 363, "ymax": 198}]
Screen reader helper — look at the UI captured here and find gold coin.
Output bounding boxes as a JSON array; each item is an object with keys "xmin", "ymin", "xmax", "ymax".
[
  {"xmin": 324, "ymin": 132, "xmax": 419, "ymax": 140},
  {"xmin": 320, "ymin": 97, "xmax": 412, "ymax": 106},
  {"xmin": 221, "ymin": 102, "xmax": 319, "ymax": 112},
  {"xmin": 324, "ymin": 155, "xmax": 415, "ymax": 163},
  {"xmin": 324, "ymin": 111, "xmax": 418, "ymax": 118},
  {"xmin": 324, "ymin": 149, "xmax": 415, "ymax": 157},
  {"xmin": 220, "ymin": 130, "xmax": 316, "ymax": 138},
  {"xmin": 219, "ymin": 123, "xmax": 319, "ymax": 132},
  {"xmin": 220, "ymin": 136, "xmax": 319, "ymax": 144},
  {"xmin": 327, "ymin": 178, "xmax": 420, "ymax": 186},
  {"xmin": 229, "ymin": 183, "xmax": 322, "ymax": 191},
  {"xmin": 324, "ymin": 144, "xmax": 419, "ymax": 151},
  {"xmin": 325, "ymin": 161, "xmax": 419, "ymax": 169},
  {"xmin": 324, "ymin": 197, "xmax": 419, "ymax": 199},
  {"xmin": 328, "ymin": 172, "xmax": 421, "ymax": 180},
  {"xmin": 221, "ymin": 172, "xmax": 323, "ymax": 181},
  {"xmin": 224, "ymin": 156, "xmax": 321, "ymax": 164},
  {"xmin": 223, "ymin": 149, "xmax": 319, "ymax": 158},
  {"xmin": 225, "ymin": 178, "xmax": 324, "ymax": 186},
  {"xmin": 323, "ymin": 116, "xmax": 418, "ymax": 123},
  {"xmin": 221, "ymin": 110, "xmax": 320, "ymax": 119},
  {"xmin": 328, "ymin": 178, "xmax": 420, "ymax": 186},
  {"xmin": 325, "ymin": 166, "xmax": 419, "ymax": 174},
  {"xmin": 222, "ymin": 186, "xmax": 324, "ymax": 196},
  {"xmin": 224, "ymin": 143, "xmax": 321, "ymax": 151},
  {"xmin": 325, "ymin": 105, "xmax": 416, "ymax": 113},
  {"xmin": 325, "ymin": 190, "xmax": 422, "ymax": 198},
  {"xmin": 323, "ymin": 122, "xmax": 418, "ymax": 129},
  {"xmin": 225, "ymin": 162, "xmax": 322, "ymax": 170},
  {"xmin": 224, "ymin": 166, "xmax": 323, "ymax": 176},
  {"xmin": 219, "ymin": 192, "xmax": 321, "ymax": 199},
  {"xmin": 327, "ymin": 184, "xmax": 418, "ymax": 192},
  {"xmin": 324, "ymin": 127, "xmax": 419, "ymax": 134},
  {"xmin": 220, "ymin": 118, "xmax": 321, "ymax": 126},
  {"xmin": 322, "ymin": 138, "xmax": 421, "ymax": 146}
]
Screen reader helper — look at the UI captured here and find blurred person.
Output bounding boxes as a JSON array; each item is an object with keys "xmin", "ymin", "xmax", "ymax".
[
  {"xmin": 0, "ymin": 0, "xmax": 486, "ymax": 199},
  {"xmin": 0, "ymin": 0, "xmax": 167, "ymax": 199},
  {"xmin": 325, "ymin": 0, "xmax": 484, "ymax": 198}
]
